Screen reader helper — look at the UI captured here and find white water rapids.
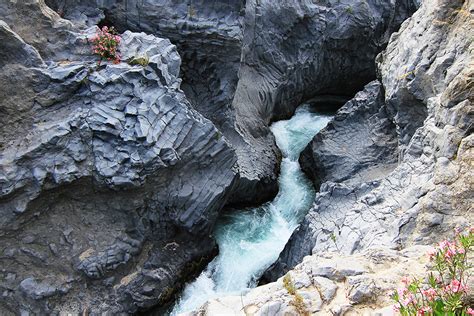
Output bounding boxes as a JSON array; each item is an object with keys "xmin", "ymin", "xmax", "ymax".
[{"xmin": 171, "ymin": 105, "xmax": 332, "ymax": 315}]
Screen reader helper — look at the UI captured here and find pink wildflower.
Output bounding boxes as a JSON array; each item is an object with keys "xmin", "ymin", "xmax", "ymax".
[
  {"xmin": 397, "ymin": 287, "xmax": 407, "ymax": 297},
  {"xmin": 402, "ymin": 294, "xmax": 414, "ymax": 306},
  {"xmin": 467, "ymin": 308, "xmax": 474, "ymax": 315},
  {"xmin": 417, "ymin": 306, "xmax": 432, "ymax": 316},
  {"xmin": 427, "ymin": 248, "xmax": 436, "ymax": 259},
  {"xmin": 439, "ymin": 240, "xmax": 452, "ymax": 250},
  {"xmin": 422, "ymin": 288, "xmax": 437, "ymax": 301},
  {"xmin": 445, "ymin": 279, "xmax": 467, "ymax": 293},
  {"xmin": 445, "ymin": 248, "xmax": 456, "ymax": 259}
]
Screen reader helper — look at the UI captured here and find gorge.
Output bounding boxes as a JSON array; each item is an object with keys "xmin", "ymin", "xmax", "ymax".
[
  {"xmin": 0, "ymin": 0, "xmax": 472, "ymax": 315},
  {"xmin": 171, "ymin": 106, "xmax": 332, "ymax": 315}
]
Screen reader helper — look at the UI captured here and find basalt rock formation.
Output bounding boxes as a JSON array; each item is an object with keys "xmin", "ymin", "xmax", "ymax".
[
  {"xmin": 263, "ymin": 0, "xmax": 473, "ymax": 301},
  {"xmin": 0, "ymin": 1, "xmax": 235, "ymax": 314}
]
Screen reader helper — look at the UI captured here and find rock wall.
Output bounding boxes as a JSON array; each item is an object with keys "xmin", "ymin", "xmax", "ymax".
[
  {"xmin": 192, "ymin": 0, "xmax": 473, "ymax": 313},
  {"xmin": 264, "ymin": 0, "xmax": 473, "ymax": 290},
  {"xmin": 227, "ymin": 0, "xmax": 419, "ymax": 204},
  {"xmin": 0, "ymin": 1, "xmax": 236, "ymax": 313}
]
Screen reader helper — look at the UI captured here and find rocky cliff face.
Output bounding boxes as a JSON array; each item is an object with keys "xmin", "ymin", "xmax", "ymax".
[
  {"xmin": 0, "ymin": 1, "xmax": 236, "ymax": 314},
  {"xmin": 256, "ymin": 0, "xmax": 473, "ymax": 311}
]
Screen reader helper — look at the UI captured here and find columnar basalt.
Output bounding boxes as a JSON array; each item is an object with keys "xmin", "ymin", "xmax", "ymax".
[
  {"xmin": 2, "ymin": 0, "xmax": 468, "ymax": 314},
  {"xmin": 0, "ymin": 1, "xmax": 236, "ymax": 313}
]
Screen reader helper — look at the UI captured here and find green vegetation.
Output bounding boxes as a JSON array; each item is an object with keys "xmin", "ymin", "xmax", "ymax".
[
  {"xmin": 283, "ymin": 274, "xmax": 310, "ymax": 316},
  {"xmin": 90, "ymin": 26, "xmax": 121, "ymax": 65},
  {"xmin": 392, "ymin": 228, "xmax": 473, "ymax": 315},
  {"xmin": 128, "ymin": 54, "xmax": 150, "ymax": 67}
]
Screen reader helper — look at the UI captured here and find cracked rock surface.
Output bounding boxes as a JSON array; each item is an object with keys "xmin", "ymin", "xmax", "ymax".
[
  {"xmin": 1, "ymin": 0, "xmax": 471, "ymax": 314},
  {"xmin": 191, "ymin": 246, "xmax": 433, "ymax": 315}
]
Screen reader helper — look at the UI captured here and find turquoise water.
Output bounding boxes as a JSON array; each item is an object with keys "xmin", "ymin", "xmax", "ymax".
[{"xmin": 171, "ymin": 105, "xmax": 332, "ymax": 315}]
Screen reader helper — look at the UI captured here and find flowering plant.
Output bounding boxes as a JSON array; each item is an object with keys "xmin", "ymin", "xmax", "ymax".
[
  {"xmin": 392, "ymin": 228, "xmax": 473, "ymax": 315},
  {"xmin": 90, "ymin": 26, "xmax": 121, "ymax": 65}
]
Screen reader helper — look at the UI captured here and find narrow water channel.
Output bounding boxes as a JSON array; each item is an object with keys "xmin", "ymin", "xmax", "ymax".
[{"xmin": 171, "ymin": 105, "xmax": 332, "ymax": 315}]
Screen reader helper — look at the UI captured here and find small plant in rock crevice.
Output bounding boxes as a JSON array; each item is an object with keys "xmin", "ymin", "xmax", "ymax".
[
  {"xmin": 283, "ymin": 274, "xmax": 310, "ymax": 316},
  {"xmin": 392, "ymin": 227, "xmax": 473, "ymax": 316},
  {"xmin": 90, "ymin": 26, "xmax": 121, "ymax": 65},
  {"xmin": 128, "ymin": 54, "xmax": 149, "ymax": 67}
]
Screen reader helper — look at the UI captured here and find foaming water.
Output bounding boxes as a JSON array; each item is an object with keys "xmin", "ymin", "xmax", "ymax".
[{"xmin": 171, "ymin": 105, "xmax": 332, "ymax": 315}]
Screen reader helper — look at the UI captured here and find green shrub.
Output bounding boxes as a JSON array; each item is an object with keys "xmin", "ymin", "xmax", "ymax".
[{"xmin": 392, "ymin": 228, "xmax": 473, "ymax": 315}]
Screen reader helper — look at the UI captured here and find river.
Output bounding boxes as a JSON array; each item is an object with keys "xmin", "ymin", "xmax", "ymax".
[{"xmin": 171, "ymin": 105, "xmax": 332, "ymax": 315}]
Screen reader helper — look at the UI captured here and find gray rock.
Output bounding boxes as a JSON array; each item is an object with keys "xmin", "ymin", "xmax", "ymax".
[
  {"xmin": 19, "ymin": 278, "xmax": 69, "ymax": 300},
  {"xmin": 299, "ymin": 289, "xmax": 323, "ymax": 312},
  {"xmin": 49, "ymin": 0, "xmax": 418, "ymax": 206},
  {"xmin": 0, "ymin": 3, "xmax": 235, "ymax": 313},
  {"xmin": 331, "ymin": 304, "xmax": 353, "ymax": 316},
  {"xmin": 256, "ymin": 301, "xmax": 284, "ymax": 316},
  {"xmin": 347, "ymin": 275, "xmax": 378, "ymax": 304},
  {"xmin": 265, "ymin": 0, "xmax": 473, "ymax": 283},
  {"xmin": 300, "ymin": 81, "xmax": 398, "ymax": 187},
  {"xmin": 2, "ymin": 0, "xmax": 469, "ymax": 314},
  {"xmin": 229, "ymin": 0, "xmax": 417, "ymax": 203},
  {"xmin": 0, "ymin": 20, "xmax": 44, "ymax": 68},
  {"xmin": 312, "ymin": 277, "xmax": 337, "ymax": 302}
]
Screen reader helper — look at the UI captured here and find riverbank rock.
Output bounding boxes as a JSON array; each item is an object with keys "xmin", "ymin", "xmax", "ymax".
[
  {"xmin": 264, "ymin": 0, "xmax": 473, "ymax": 287},
  {"xmin": 190, "ymin": 246, "xmax": 432, "ymax": 316},
  {"xmin": 299, "ymin": 80, "xmax": 399, "ymax": 188},
  {"xmin": 0, "ymin": 1, "xmax": 236, "ymax": 313}
]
